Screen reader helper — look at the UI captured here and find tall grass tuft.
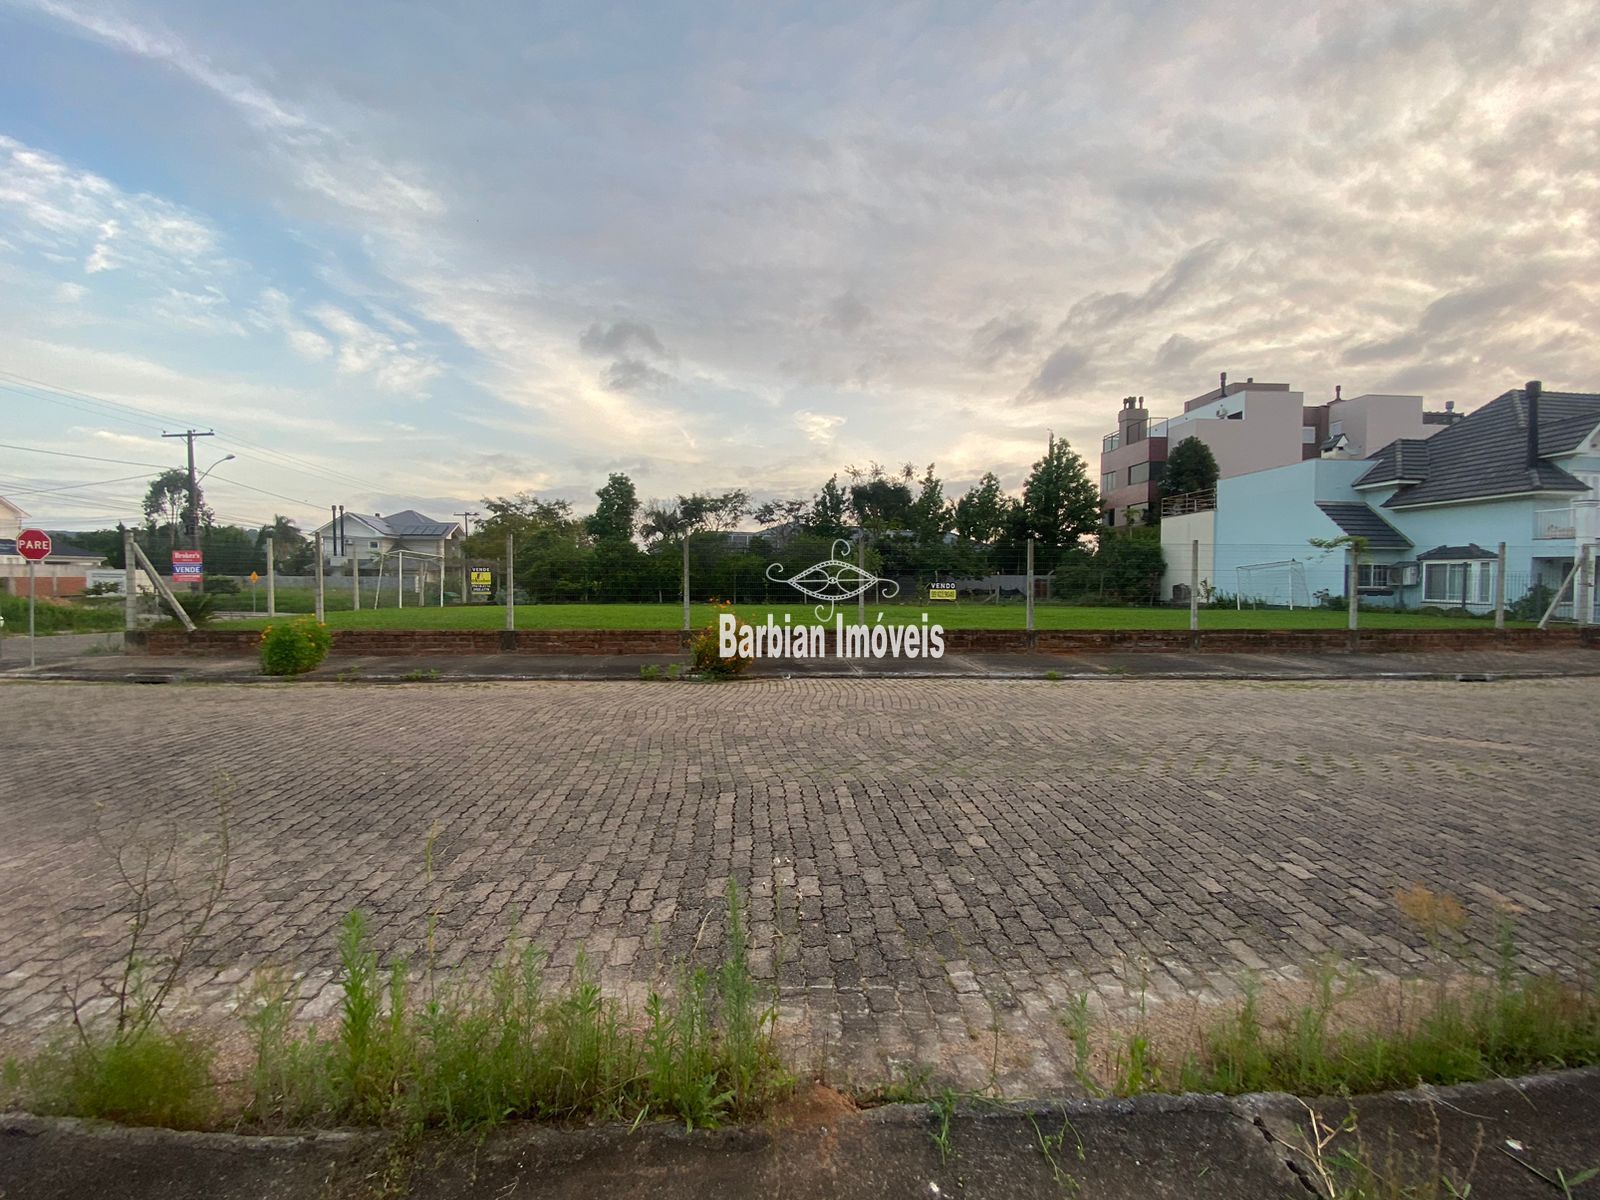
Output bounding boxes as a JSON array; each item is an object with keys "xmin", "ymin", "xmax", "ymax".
[{"xmin": 242, "ymin": 879, "xmax": 788, "ymax": 1131}]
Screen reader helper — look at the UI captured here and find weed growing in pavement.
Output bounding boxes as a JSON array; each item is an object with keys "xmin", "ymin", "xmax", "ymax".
[
  {"xmin": 1066, "ymin": 899, "xmax": 1600, "ymax": 1099},
  {"xmin": 928, "ymin": 1087, "xmax": 957, "ymax": 1163},
  {"xmin": 1029, "ymin": 1108, "xmax": 1085, "ymax": 1191},
  {"xmin": 1291, "ymin": 1103, "xmax": 1483, "ymax": 1200},
  {"xmin": 639, "ymin": 664, "xmax": 662, "ymax": 680},
  {"xmin": 0, "ymin": 783, "xmax": 233, "ymax": 1128},
  {"xmin": 400, "ymin": 668, "xmax": 441, "ymax": 682},
  {"xmin": 235, "ymin": 879, "xmax": 786, "ymax": 1131}
]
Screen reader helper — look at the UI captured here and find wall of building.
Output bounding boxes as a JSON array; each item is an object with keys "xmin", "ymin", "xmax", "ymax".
[
  {"xmin": 1212, "ymin": 458, "xmax": 1376, "ymax": 605},
  {"xmin": 1159, "ymin": 388, "xmax": 1312, "ymax": 481},
  {"xmin": 1157, "ymin": 510, "xmax": 1214, "ymax": 602},
  {"xmin": 1324, "ymin": 394, "xmax": 1429, "ymax": 459}
]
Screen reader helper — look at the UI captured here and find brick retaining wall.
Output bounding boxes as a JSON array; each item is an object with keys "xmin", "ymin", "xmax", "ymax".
[{"xmin": 125, "ymin": 625, "xmax": 1598, "ymax": 658}]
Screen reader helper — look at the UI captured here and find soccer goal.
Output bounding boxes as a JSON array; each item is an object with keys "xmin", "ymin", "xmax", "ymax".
[{"xmin": 1235, "ymin": 559, "xmax": 1312, "ymax": 609}]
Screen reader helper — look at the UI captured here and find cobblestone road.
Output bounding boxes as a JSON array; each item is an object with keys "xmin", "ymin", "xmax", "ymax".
[{"xmin": 2, "ymin": 678, "xmax": 1597, "ymax": 1091}]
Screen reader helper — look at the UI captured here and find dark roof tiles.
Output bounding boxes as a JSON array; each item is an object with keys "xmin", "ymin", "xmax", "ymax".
[{"xmin": 1314, "ymin": 502, "xmax": 1413, "ymax": 549}]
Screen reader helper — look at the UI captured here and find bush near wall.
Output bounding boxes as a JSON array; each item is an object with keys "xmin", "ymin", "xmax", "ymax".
[{"xmin": 259, "ymin": 619, "xmax": 333, "ymax": 676}]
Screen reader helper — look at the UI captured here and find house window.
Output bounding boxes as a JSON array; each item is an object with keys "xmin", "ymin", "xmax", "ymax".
[
  {"xmin": 1329, "ymin": 420, "xmax": 1343, "ymax": 437},
  {"xmin": 369, "ymin": 540, "xmax": 379, "ymax": 549},
  {"xmin": 1422, "ymin": 561, "xmax": 1494, "ymax": 605},
  {"xmin": 1101, "ymin": 471, "xmax": 1117, "ymax": 492},
  {"xmin": 1356, "ymin": 564, "xmax": 1391, "ymax": 589},
  {"xmin": 1127, "ymin": 461, "xmax": 1165, "ymax": 486}
]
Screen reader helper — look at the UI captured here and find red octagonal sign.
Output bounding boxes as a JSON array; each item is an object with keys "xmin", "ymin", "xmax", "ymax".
[{"xmin": 16, "ymin": 528, "xmax": 52, "ymax": 561}]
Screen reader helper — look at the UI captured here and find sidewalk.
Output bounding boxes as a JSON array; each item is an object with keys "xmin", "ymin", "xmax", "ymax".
[
  {"xmin": 3, "ymin": 1068, "xmax": 1596, "ymax": 1199},
  {"xmin": 3, "ymin": 644, "xmax": 1597, "ymax": 683}
]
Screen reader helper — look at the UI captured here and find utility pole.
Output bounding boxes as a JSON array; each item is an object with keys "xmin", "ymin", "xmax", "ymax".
[
  {"xmin": 162, "ymin": 429, "xmax": 214, "ymax": 592},
  {"xmin": 455, "ymin": 511, "xmax": 479, "ymax": 603}
]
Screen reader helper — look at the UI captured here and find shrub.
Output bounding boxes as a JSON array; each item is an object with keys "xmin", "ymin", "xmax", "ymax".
[
  {"xmin": 259, "ymin": 619, "xmax": 333, "ymax": 676},
  {"xmin": 690, "ymin": 600, "xmax": 753, "ymax": 679},
  {"xmin": 163, "ymin": 591, "xmax": 220, "ymax": 626},
  {"xmin": 203, "ymin": 574, "xmax": 242, "ymax": 595}
]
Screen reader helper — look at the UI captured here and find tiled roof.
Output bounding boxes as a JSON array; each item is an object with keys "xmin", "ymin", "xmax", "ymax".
[
  {"xmin": 382, "ymin": 509, "xmax": 459, "ymax": 537},
  {"xmin": 1353, "ymin": 388, "xmax": 1600, "ymax": 509},
  {"xmin": 1416, "ymin": 543, "xmax": 1497, "ymax": 561},
  {"xmin": 1314, "ymin": 502, "xmax": 1412, "ymax": 550}
]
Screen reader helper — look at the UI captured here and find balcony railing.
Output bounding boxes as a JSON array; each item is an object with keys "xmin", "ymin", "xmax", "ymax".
[
  {"xmin": 1160, "ymin": 488, "xmax": 1216, "ymax": 518},
  {"xmin": 1534, "ymin": 507, "xmax": 1576, "ymax": 539}
]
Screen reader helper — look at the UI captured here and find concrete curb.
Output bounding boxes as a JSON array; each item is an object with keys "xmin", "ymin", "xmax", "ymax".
[{"xmin": 3, "ymin": 1068, "xmax": 1596, "ymax": 1199}]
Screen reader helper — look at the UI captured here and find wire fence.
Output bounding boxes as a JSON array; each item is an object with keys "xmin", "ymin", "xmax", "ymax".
[{"xmin": 56, "ymin": 528, "xmax": 1596, "ymax": 629}]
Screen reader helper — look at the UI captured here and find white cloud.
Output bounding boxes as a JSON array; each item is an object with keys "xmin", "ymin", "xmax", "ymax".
[{"xmin": 794, "ymin": 410, "xmax": 844, "ymax": 445}]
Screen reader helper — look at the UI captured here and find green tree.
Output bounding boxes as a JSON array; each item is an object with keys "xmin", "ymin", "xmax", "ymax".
[
  {"xmin": 846, "ymin": 462, "xmax": 915, "ymax": 532},
  {"xmin": 1161, "ymin": 436, "xmax": 1219, "ymax": 499},
  {"xmin": 256, "ymin": 515, "xmax": 306, "ymax": 568},
  {"xmin": 907, "ymin": 464, "xmax": 952, "ymax": 545},
  {"xmin": 586, "ymin": 472, "xmax": 639, "ymax": 543},
  {"xmin": 142, "ymin": 468, "xmax": 211, "ymax": 558},
  {"xmin": 802, "ymin": 476, "xmax": 850, "ymax": 536},
  {"xmin": 953, "ymin": 472, "xmax": 1013, "ymax": 543},
  {"xmin": 1095, "ymin": 533, "xmax": 1166, "ymax": 603},
  {"xmin": 1020, "ymin": 438, "xmax": 1100, "ymax": 566}
]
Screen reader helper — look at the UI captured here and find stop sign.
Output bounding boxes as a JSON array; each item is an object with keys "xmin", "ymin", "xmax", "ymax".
[{"xmin": 16, "ymin": 529, "xmax": 52, "ymax": 561}]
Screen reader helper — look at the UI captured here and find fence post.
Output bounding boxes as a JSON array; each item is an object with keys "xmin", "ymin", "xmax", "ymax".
[
  {"xmin": 681, "ymin": 536, "xmax": 691, "ymax": 633},
  {"xmin": 1494, "ymin": 542, "xmax": 1507, "ymax": 630},
  {"xmin": 351, "ymin": 551, "xmax": 360, "ymax": 612},
  {"xmin": 1579, "ymin": 544, "xmax": 1594, "ymax": 628},
  {"xmin": 1347, "ymin": 545, "xmax": 1359, "ymax": 635},
  {"xmin": 1189, "ymin": 539, "xmax": 1199, "ymax": 632},
  {"xmin": 858, "ymin": 535, "xmax": 867, "ymax": 627},
  {"xmin": 1025, "ymin": 537, "xmax": 1035, "ymax": 634},
  {"xmin": 266, "ymin": 534, "xmax": 276, "ymax": 617},
  {"xmin": 505, "ymin": 533, "xmax": 516, "ymax": 631},
  {"xmin": 314, "ymin": 535, "xmax": 325, "ymax": 623},
  {"xmin": 397, "ymin": 550, "xmax": 404, "ymax": 610},
  {"xmin": 123, "ymin": 527, "xmax": 137, "ymax": 632}
]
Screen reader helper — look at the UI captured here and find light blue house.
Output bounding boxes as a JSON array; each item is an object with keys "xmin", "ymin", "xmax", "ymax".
[{"xmin": 1165, "ymin": 383, "xmax": 1600, "ymax": 618}]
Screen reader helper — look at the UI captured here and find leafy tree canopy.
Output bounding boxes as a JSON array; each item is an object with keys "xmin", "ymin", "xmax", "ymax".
[{"xmin": 1161, "ymin": 436, "xmax": 1220, "ymax": 499}]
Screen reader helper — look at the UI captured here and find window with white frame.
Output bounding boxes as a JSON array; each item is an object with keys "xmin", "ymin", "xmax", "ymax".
[
  {"xmin": 1422, "ymin": 560, "xmax": 1494, "ymax": 605},
  {"xmin": 1356, "ymin": 563, "xmax": 1391, "ymax": 589}
]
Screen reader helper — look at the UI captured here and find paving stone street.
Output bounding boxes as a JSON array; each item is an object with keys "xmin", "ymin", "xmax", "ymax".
[{"xmin": 2, "ymin": 677, "xmax": 1597, "ymax": 1092}]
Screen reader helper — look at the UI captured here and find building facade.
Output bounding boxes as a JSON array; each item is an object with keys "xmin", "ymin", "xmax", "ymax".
[
  {"xmin": 1159, "ymin": 383, "xmax": 1600, "ymax": 619},
  {"xmin": 1100, "ymin": 373, "xmax": 1457, "ymax": 527}
]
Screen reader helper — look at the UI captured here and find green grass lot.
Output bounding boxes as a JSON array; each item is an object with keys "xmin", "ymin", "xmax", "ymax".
[
  {"xmin": 227, "ymin": 600, "xmax": 1526, "ymax": 632},
  {"xmin": 0, "ymin": 594, "xmax": 124, "ymax": 635}
]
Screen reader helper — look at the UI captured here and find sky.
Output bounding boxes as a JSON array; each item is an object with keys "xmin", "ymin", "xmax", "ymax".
[{"xmin": 1, "ymin": 0, "xmax": 1597, "ymax": 533}]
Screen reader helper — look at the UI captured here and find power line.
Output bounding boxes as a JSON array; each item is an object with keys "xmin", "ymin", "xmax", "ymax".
[
  {"xmin": 1, "ymin": 369, "xmax": 397, "ymax": 498},
  {"xmin": 0, "ymin": 441, "xmax": 169, "ymax": 468},
  {"xmin": 0, "ymin": 471, "xmax": 152, "ymax": 497}
]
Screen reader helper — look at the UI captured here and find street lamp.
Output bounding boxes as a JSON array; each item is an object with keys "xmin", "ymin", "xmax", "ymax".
[{"xmin": 198, "ymin": 453, "xmax": 236, "ymax": 483}]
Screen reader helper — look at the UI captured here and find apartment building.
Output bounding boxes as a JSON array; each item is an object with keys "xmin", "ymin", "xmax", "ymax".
[{"xmin": 1098, "ymin": 373, "xmax": 1458, "ymax": 526}]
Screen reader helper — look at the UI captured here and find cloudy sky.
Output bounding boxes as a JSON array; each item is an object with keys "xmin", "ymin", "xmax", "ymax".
[{"xmin": 2, "ymin": 0, "xmax": 1597, "ymax": 532}]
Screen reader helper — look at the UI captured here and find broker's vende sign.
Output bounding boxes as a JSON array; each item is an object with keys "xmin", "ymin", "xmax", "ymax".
[{"xmin": 172, "ymin": 548, "xmax": 204, "ymax": 577}]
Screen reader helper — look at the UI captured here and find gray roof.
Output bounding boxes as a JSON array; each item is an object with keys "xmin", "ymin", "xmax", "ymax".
[
  {"xmin": 1353, "ymin": 388, "xmax": 1600, "ymax": 509},
  {"xmin": 1416, "ymin": 543, "xmax": 1497, "ymax": 561},
  {"xmin": 1314, "ymin": 502, "xmax": 1412, "ymax": 549},
  {"xmin": 381, "ymin": 509, "xmax": 459, "ymax": 537}
]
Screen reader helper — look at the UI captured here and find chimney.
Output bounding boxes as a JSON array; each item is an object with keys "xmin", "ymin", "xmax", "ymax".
[
  {"xmin": 1525, "ymin": 380, "xmax": 1542, "ymax": 467},
  {"xmin": 1219, "ymin": 371, "xmax": 1227, "ymax": 396},
  {"xmin": 1334, "ymin": 384, "xmax": 1342, "ymax": 402},
  {"xmin": 1444, "ymin": 400, "xmax": 1454, "ymax": 413}
]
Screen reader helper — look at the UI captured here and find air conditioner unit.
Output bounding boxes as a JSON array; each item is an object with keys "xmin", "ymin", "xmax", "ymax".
[{"xmin": 1395, "ymin": 562, "xmax": 1420, "ymax": 586}]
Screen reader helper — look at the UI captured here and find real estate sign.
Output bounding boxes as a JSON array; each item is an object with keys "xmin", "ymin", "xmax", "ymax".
[
  {"xmin": 172, "ymin": 549, "xmax": 203, "ymax": 578},
  {"xmin": 470, "ymin": 567, "xmax": 493, "ymax": 597}
]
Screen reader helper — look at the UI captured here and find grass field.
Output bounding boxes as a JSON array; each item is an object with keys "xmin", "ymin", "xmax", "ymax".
[{"xmin": 226, "ymin": 601, "xmax": 1523, "ymax": 632}]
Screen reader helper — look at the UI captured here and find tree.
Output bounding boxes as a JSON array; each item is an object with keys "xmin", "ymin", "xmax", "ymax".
[
  {"xmin": 1020, "ymin": 437, "xmax": 1100, "ymax": 565},
  {"xmin": 256, "ymin": 515, "xmax": 306, "ymax": 568},
  {"xmin": 953, "ymin": 472, "xmax": 1013, "ymax": 544},
  {"xmin": 752, "ymin": 498, "xmax": 808, "ymax": 529},
  {"xmin": 846, "ymin": 462, "xmax": 915, "ymax": 532},
  {"xmin": 142, "ymin": 468, "xmax": 211, "ymax": 557},
  {"xmin": 802, "ymin": 476, "xmax": 850, "ymax": 536},
  {"xmin": 1095, "ymin": 534, "xmax": 1166, "ymax": 603},
  {"xmin": 586, "ymin": 472, "xmax": 639, "ymax": 543},
  {"xmin": 641, "ymin": 491, "xmax": 750, "ymax": 619},
  {"xmin": 907, "ymin": 464, "xmax": 952, "ymax": 545},
  {"xmin": 1161, "ymin": 436, "xmax": 1219, "ymax": 500}
]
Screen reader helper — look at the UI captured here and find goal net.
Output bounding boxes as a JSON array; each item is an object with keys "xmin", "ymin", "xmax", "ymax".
[{"xmin": 1235, "ymin": 559, "xmax": 1312, "ymax": 609}]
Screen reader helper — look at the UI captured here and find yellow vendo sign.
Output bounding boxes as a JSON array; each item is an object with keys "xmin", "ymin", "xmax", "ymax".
[{"xmin": 928, "ymin": 586, "xmax": 956, "ymax": 601}]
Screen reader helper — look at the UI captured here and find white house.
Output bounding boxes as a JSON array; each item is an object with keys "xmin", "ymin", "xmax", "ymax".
[{"xmin": 0, "ymin": 495, "xmax": 109, "ymax": 598}]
